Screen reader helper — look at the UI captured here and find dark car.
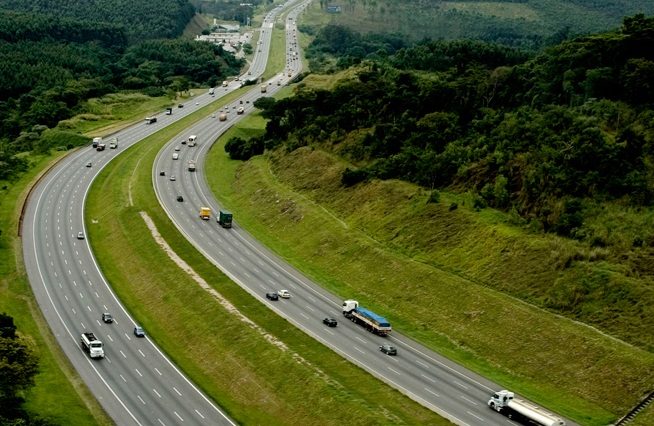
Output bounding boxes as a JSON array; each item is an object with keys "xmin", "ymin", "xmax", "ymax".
[
  {"xmin": 134, "ymin": 326, "xmax": 145, "ymax": 337},
  {"xmin": 159, "ymin": 170, "xmax": 166, "ymax": 176},
  {"xmin": 379, "ymin": 344, "xmax": 397, "ymax": 356},
  {"xmin": 178, "ymin": 103, "xmax": 184, "ymax": 108},
  {"xmin": 322, "ymin": 318, "xmax": 337, "ymax": 327},
  {"xmin": 102, "ymin": 313, "xmax": 113, "ymax": 323},
  {"xmin": 176, "ymin": 195, "xmax": 184, "ymax": 202},
  {"xmin": 266, "ymin": 292, "xmax": 278, "ymax": 301}
]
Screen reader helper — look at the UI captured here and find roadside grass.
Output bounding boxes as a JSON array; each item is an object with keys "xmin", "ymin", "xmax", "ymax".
[
  {"xmin": 58, "ymin": 92, "xmax": 176, "ymax": 137},
  {"xmin": 204, "ymin": 118, "xmax": 654, "ymax": 424},
  {"xmin": 84, "ymin": 102, "xmax": 448, "ymax": 425},
  {"xmin": 0, "ymin": 153, "xmax": 109, "ymax": 425}
]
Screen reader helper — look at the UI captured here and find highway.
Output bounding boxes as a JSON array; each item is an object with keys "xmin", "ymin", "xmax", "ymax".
[
  {"xmin": 151, "ymin": 3, "xmax": 570, "ymax": 426},
  {"xmin": 20, "ymin": 1, "xmax": 304, "ymax": 424}
]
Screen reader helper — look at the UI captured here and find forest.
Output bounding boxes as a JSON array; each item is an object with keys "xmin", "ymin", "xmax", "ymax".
[
  {"xmin": 0, "ymin": 9, "xmax": 243, "ymax": 179},
  {"xmin": 228, "ymin": 15, "xmax": 654, "ymax": 239},
  {"xmin": 0, "ymin": 0, "xmax": 194, "ymax": 41},
  {"xmin": 316, "ymin": 0, "xmax": 654, "ymax": 50}
]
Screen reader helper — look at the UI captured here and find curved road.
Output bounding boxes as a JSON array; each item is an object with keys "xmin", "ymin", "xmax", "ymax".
[
  {"xmin": 21, "ymin": 1, "xmax": 303, "ymax": 424},
  {"xmin": 153, "ymin": 4, "xmax": 573, "ymax": 426}
]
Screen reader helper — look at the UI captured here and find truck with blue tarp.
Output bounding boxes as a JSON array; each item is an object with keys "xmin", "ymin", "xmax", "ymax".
[{"xmin": 342, "ymin": 300, "xmax": 391, "ymax": 336}]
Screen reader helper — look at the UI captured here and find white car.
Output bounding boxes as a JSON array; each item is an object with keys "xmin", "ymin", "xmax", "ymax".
[
  {"xmin": 174, "ymin": 146, "xmax": 180, "ymax": 151},
  {"xmin": 278, "ymin": 289, "xmax": 290, "ymax": 299},
  {"xmin": 77, "ymin": 231, "xmax": 85, "ymax": 240}
]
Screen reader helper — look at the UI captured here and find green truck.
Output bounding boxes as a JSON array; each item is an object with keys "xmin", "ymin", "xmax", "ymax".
[{"xmin": 218, "ymin": 210, "xmax": 233, "ymax": 228}]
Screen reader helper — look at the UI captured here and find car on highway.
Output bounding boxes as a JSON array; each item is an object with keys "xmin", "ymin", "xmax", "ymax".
[
  {"xmin": 102, "ymin": 313, "xmax": 113, "ymax": 323},
  {"xmin": 159, "ymin": 170, "xmax": 166, "ymax": 176},
  {"xmin": 174, "ymin": 146, "xmax": 180, "ymax": 151},
  {"xmin": 379, "ymin": 344, "xmax": 397, "ymax": 356},
  {"xmin": 169, "ymin": 175, "xmax": 176, "ymax": 181},
  {"xmin": 77, "ymin": 231, "xmax": 85, "ymax": 240},
  {"xmin": 178, "ymin": 103, "xmax": 184, "ymax": 108},
  {"xmin": 134, "ymin": 326, "xmax": 145, "ymax": 337},
  {"xmin": 237, "ymin": 107, "xmax": 244, "ymax": 114},
  {"xmin": 266, "ymin": 292, "xmax": 279, "ymax": 301},
  {"xmin": 278, "ymin": 289, "xmax": 290, "ymax": 299},
  {"xmin": 176, "ymin": 195, "xmax": 184, "ymax": 202},
  {"xmin": 86, "ymin": 162, "xmax": 92, "ymax": 168},
  {"xmin": 323, "ymin": 318, "xmax": 337, "ymax": 327}
]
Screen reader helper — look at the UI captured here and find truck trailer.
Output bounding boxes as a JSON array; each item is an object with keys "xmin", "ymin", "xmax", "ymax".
[
  {"xmin": 218, "ymin": 210, "xmax": 233, "ymax": 228},
  {"xmin": 488, "ymin": 390, "xmax": 565, "ymax": 426},
  {"xmin": 342, "ymin": 300, "xmax": 391, "ymax": 336},
  {"xmin": 80, "ymin": 332, "xmax": 104, "ymax": 359}
]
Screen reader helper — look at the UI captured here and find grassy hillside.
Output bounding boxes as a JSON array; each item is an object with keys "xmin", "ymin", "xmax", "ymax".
[
  {"xmin": 304, "ymin": 0, "xmax": 654, "ymax": 48},
  {"xmin": 205, "ymin": 104, "xmax": 654, "ymax": 425}
]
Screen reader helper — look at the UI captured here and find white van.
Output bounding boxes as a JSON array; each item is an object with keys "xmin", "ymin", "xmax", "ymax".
[
  {"xmin": 172, "ymin": 153, "xmax": 179, "ymax": 160},
  {"xmin": 188, "ymin": 135, "xmax": 197, "ymax": 147}
]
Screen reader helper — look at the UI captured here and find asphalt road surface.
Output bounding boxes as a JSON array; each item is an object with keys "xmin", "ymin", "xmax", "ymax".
[{"xmin": 21, "ymin": 1, "xmax": 305, "ymax": 424}]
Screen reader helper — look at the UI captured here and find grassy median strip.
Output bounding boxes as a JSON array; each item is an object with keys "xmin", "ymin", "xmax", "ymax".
[{"xmin": 85, "ymin": 95, "xmax": 448, "ymax": 425}]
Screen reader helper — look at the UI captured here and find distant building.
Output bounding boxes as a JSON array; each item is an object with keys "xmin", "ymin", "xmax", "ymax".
[
  {"xmin": 217, "ymin": 23, "xmax": 240, "ymax": 32},
  {"xmin": 327, "ymin": 5, "xmax": 341, "ymax": 13}
]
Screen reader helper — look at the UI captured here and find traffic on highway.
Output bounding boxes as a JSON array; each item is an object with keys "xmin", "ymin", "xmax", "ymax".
[{"xmin": 21, "ymin": 1, "xmax": 306, "ymax": 424}]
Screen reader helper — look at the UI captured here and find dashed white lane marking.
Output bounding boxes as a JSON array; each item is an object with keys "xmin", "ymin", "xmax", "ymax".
[
  {"xmin": 388, "ymin": 366, "xmax": 401, "ymax": 375},
  {"xmin": 454, "ymin": 380, "xmax": 469, "ymax": 390},
  {"xmin": 139, "ymin": 349, "xmax": 146, "ymax": 357},
  {"xmin": 421, "ymin": 374, "xmax": 437, "ymax": 383},
  {"xmin": 355, "ymin": 336, "xmax": 366, "ymax": 343},
  {"xmin": 173, "ymin": 387, "xmax": 181, "ymax": 396},
  {"xmin": 461, "ymin": 395, "xmax": 477, "ymax": 405},
  {"xmin": 135, "ymin": 368, "xmax": 143, "ymax": 377},
  {"xmin": 466, "ymin": 411, "xmax": 484, "ymax": 421},
  {"xmin": 353, "ymin": 346, "xmax": 364, "ymax": 354},
  {"xmin": 120, "ymin": 350, "xmax": 126, "ymax": 358},
  {"xmin": 120, "ymin": 374, "xmax": 127, "ymax": 382},
  {"xmin": 195, "ymin": 409, "xmax": 205, "ymax": 419},
  {"xmin": 154, "ymin": 367, "xmax": 162, "ymax": 375},
  {"xmin": 137, "ymin": 395, "xmax": 145, "ymax": 405},
  {"xmin": 425, "ymin": 387, "xmax": 440, "ymax": 397},
  {"xmin": 299, "ymin": 312, "xmax": 309, "ymax": 319},
  {"xmin": 305, "ymin": 305, "xmax": 315, "ymax": 312},
  {"xmin": 174, "ymin": 411, "xmax": 183, "ymax": 422},
  {"xmin": 153, "ymin": 388, "xmax": 162, "ymax": 398}
]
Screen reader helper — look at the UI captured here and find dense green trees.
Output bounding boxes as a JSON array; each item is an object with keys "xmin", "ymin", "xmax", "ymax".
[
  {"xmin": 0, "ymin": 9, "xmax": 243, "ymax": 181},
  {"xmin": 0, "ymin": 313, "xmax": 45, "ymax": 424},
  {"xmin": 0, "ymin": 0, "xmax": 194, "ymax": 42},
  {"xmin": 236, "ymin": 17, "xmax": 654, "ymax": 238}
]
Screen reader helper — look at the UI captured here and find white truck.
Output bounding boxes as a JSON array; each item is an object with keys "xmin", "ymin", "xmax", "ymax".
[
  {"xmin": 80, "ymin": 332, "xmax": 104, "ymax": 359},
  {"xmin": 188, "ymin": 135, "xmax": 197, "ymax": 147},
  {"xmin": 488, "ymin": 390, "xmax": 565, "ymax": 426},
  {"xmin": 342, "ymin": 300, "xmax": 391, "ymax": 336}
]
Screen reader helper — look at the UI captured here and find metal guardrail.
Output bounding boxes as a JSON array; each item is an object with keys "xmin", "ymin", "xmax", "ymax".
[{"xmin": 614, "ymin": 390, "xmax": 654, "ymax": 425}]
